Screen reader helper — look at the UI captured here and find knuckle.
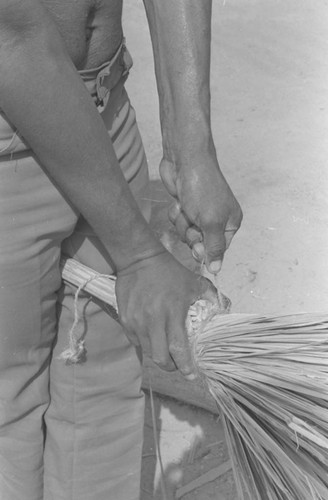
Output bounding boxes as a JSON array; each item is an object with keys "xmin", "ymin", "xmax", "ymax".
[
  {"xmin": 207, "ymin": 247, "xmax": 225, "ymax": 262},
  {"xmin": 168, "ymin": 341, "xmax": 183, "ymax": 359},
  {"xmin": 186, "ymin": 227, "xmax": 202, "ymax": 245},
  {"xmin": 152, "ymin": 356, "xmax": 166, "ymax": 368},
  {"xmin": 168, "ymin": 342, "xmax": 192, "ymax": 372},
  {"xmin": 153, "ymin": 358, "xmax": 176, "ymax": 372},
  {"xmin": 208, "ymin": 239, "xmax": 225, "ymax": 252},
  {"xmin": 178, "ymin": 363, "xmax": 195, "ymax": 378},
  {"xmin": 205, "ymin": 234, "xmax": 226, "ymax": 254}
]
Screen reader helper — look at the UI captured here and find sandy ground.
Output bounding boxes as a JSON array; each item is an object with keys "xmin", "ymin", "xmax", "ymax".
[{"xmin": 122, "ymin": 1, "xmax": 328, "ymax": 498}]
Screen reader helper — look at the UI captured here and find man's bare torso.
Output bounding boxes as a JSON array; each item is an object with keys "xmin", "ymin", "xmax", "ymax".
[{"xmin": 42, "ymin": 0, "xmax": 124, "ymax": 70}]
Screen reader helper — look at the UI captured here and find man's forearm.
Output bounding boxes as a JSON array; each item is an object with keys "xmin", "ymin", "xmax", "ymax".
[
  {"xmin": 0, "ymin": 1, "xmax": 164, "ymax": 271},
  {"xmin": 143, "ymin": 0, "xmax": 214, "ymax": 165}
]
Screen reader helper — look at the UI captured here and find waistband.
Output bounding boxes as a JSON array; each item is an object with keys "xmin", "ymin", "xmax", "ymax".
[
  {"xmin": 0, "ymin": 39, "xmax": 133, "ymax": 159},
  {"xmin": 78, "ymin": 38, "xmax": 133, "ymax": 108}
]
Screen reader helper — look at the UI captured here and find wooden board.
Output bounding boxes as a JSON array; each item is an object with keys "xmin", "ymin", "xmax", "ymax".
[{"xmin": 142, "ymin": 357, "xmax": 219, "ymax": 415}]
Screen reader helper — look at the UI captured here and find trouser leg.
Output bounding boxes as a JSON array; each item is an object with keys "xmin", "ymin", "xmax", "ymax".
[
  {"xmin": 0, "ymin": 273, "xmax": 52, "ymax": 500},
  {"xmin": 0, "ymin": 158, "xmax": 77, "ymax": 500},
  {"xmin": 44, "ymin": 84, "xmax": 151, "ymax": 500},
  {"xmin": 44, "ymin": 288, "xmax": 145, "ymax": 500}
]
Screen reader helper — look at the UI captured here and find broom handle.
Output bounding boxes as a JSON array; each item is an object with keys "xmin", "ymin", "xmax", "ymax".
[{"xmin": 60, "ymin": 257, "xmax": 118, "ymax": 310}]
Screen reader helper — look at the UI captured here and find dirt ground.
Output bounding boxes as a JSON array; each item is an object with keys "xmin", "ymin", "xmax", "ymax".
[{"xmin": 122, "ymin": 1, "xmax": 328, "ymax": 498}]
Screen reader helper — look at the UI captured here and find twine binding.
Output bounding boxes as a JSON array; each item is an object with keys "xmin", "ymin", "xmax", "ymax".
[{"xmin": 59, "ymin": 272, "xmax": 113, "ymax": 364}]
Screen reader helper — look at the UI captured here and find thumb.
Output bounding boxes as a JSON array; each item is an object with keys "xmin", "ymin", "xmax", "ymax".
[{"xmin": 203, "ymin": 229, "xmax": 226, "ymax": 274}]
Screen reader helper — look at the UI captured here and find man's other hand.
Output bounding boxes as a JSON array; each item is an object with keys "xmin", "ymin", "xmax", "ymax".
[{"xmin": 160, "ymin": 157, "xmax": 243, "ymax": 273}]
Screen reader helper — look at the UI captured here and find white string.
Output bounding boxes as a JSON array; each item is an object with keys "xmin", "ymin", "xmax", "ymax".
[{"xmin": 59, "ymin": 273, "xmax": 112, "ymax": 363}]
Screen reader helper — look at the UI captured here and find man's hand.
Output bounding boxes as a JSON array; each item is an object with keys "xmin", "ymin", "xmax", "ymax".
[
  {"xmin": 115, "ymin": 251, "xmax": 218, "ymax": 378},
  {"xmin": 143, "ymin": 0, "xmax": 243, "ymax": 272},
  {"xmin": 160, "ymin": 157, "xmax": 243, "ymax": 273}
]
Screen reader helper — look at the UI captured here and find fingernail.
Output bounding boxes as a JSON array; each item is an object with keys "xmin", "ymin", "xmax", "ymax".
[
  {"xmin": 192, "ymin": 242, "xmax": 205, "ymax": 261},
  {"xmin": 209, "ymin": 260, "xmax": 222, "ymax": 274},
  {"xmin": 192, "ymin": 248, "xmax": 200, "ymax": 261}
]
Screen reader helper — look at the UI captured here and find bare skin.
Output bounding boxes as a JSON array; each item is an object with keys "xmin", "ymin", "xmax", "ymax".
[
  {"xmin": 41, "ymin": 0, "xmax": 124, "ymax": 69},
  {"xmin": 0, "ymin": 0, "xmax": 242, "ymax": 377}
]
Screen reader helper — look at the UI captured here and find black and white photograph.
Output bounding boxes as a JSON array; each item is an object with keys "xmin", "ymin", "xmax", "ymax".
[{"xmin": 0, "ymin": 1, "xmax": 327, "ymax": 499}]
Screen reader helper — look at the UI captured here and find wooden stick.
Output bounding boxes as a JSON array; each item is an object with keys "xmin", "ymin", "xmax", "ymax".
[
  {"xmin": 175, "ymin": 460, "xmax": 232, "ymax": 499},
  {"xmin": 143, "ymin": 357, "xmax": 219, "ymax": 414}
]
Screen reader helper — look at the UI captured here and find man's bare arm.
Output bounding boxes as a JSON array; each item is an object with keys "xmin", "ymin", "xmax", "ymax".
[
  {"xmin": 143, "ymin": 0, "xmax": 213, "ymax": 163},
  {"xmin": 0, "ymin": 0, "xmax": 218, "ymax": 377},
  {"xmin": 143, "ymin": 0, "xmax": 242, "ymax": 272},
  {"xmin": 0, "ymin": 0, "xmax": 164, "ymax": 271}
]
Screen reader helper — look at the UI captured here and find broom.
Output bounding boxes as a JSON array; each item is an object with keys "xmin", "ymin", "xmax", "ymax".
[{"xmin": 60, "ymin": 257, "xmax": 328, "ymax": 500}]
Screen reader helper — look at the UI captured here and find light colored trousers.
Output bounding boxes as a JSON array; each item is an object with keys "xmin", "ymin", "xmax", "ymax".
[{"xmin": 0, "ymin": 43, "xmax": 150, "ymax": 500}]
